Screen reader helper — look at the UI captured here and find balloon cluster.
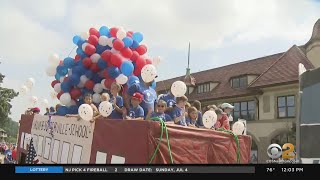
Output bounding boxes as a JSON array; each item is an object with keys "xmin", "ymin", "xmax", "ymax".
[{"xmin": 46, "ymin": 26, "xmax": 160, "ymax": 116}]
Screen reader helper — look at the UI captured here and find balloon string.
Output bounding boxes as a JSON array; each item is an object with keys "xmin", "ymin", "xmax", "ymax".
[{"xmin": 67, "ymin": 45, "xmax": 77, "ymax": 57}]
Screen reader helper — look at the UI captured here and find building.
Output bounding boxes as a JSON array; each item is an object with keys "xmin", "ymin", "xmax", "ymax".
[
  {"xmin": 156, "ymin": 19, "xmax": 320, "ymax": 163},
  {"xmin": 0, "ymin": 128, "xmax": 7, "ymax": 142}
]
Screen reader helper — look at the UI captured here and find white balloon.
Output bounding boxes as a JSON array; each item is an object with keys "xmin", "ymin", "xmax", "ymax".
[
  {"xmin": 116, "ymin": 29, "xmax": 126, "ymax": 40},
  {"xmin": 26, "ymin": 78, "xmax": 35, "ymax": 89},
  {"xmin": 30, "ymin": 96, "xmax": 38, "ymax": 106},
  {"xmin": 153, "ymin": 56, "xmax": 161, "ymax": 67},
  {"xmin": 232, "ymin": 121, "xmax": 245, "ymax": 135},
  {"xmin": 93, "ymin": 83, "xmax": 103, "ymax": 94},
  {"xmin": 48, "ymin": 53, "xmax": 60, "ymax": 65},
  {"xmin": 68, "ymin": 69, "xmax": 72, "ymax": 76},
  {"xmin": 41, "ymin": 99, "xmax": 49, "ymax": 108},
  {"xmin": 66, "ymin": 100, "xmax": 76, "ymax": 107},
  {"xmin": 46, "ymin": 66, "xmax": 56, "ymax": 77},
  {"xmin": 80, "ymin": 75, "xmax": 89, "ymax": 84},
  {"xmin": 101, "ymin": 79, "xmax": 108, "ymax": 90},
  {"xmin": 90, "ymin": 53, "xmax": 101, "ymax": 63},
  {"xmin": 141, "ymin": 64, "xmax": 157, "ymax": 83},
  {"xmin": 20, "ymin": 85, "xmax": 29, "ymax": 96},
  {"xmin": 98, "ymin": 101, "xmax": 113, "ymax": 118},
  {"xmin": 82, "ymin": 42, "xmax": 89, "ymax": 51},
  {"xmin": 110, "ymin": 48, "xmax": 119, "ymax": 54},
  {"xmin": 98, "ymin": 36, "xmax": 109, "ymax": 46},
  {"xmin": 202, "ymin": 110, "xmax": 217, "ymax": 129},
  {"xmin": 107, "ymin": 37, "xmax": 115, "ymax": 47},
  {"xmin": 60, "ymin": 76, "xmax": 65, "ymax": 83},
  {"xmin": 116, "ymin": 74, "xmax": 128, "ymax": 85},
  {"xmin": 50, "ymin": 92, "xmax": 57, "ymax": 100},
  {"xmin": 171, "ymin": 81, "xmax": 187, "ymax": 97},
  {"xmin": 93, "ymin": 93, "xmax": 101, "ymax": 104},
  {"xmin": 78, "ymin": 104, "xmax": 93, "ymax": 121},
  {"xmin": 80, "ymin": 32, "xmax": 89, "ymax": 40},
  {"xmin": 54, "ymin": 83, "xmax": 61, "ymax": 93},
  {"xmin": 60, "ymin": 93, "xmax": 71, "ymax": 105}
]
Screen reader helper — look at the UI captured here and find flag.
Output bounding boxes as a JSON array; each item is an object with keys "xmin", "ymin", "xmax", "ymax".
[{"xmin": 25, "ymin": 138, "xmax": 40, "ymax": 164}]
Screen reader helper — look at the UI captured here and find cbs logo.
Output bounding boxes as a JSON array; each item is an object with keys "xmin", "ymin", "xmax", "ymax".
[{"xmin": 267, "ymin": 143, "xmax": 295, "ymax": 159}]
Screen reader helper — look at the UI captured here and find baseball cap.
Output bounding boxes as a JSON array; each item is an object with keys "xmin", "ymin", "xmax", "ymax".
[
  {"xmin": 220, "ymin": 103, "xmax": 234, "ymax": 109},
  {"xmin": 32, "ymin": 107, "xmax": 40, "ymax": 112},
  {"xmin": 132, "ymin": 92, "xmax": 144, "ymax": 101}
]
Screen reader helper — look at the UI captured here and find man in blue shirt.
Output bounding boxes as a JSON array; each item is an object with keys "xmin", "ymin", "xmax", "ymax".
[
  {"xmin": 172, "ymin": 95, "xmax": 188, "ymax": 126},
  {"xmin": 127, "ymin": 81, "xmax": 157, "ymax": 119},
  {"xmin": 123, "ymin": 92, "xmax": 145, "ymax": 120}
]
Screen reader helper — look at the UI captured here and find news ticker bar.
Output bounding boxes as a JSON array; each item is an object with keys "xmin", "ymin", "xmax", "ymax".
[{"xmin": 15, "ymin": 166, "xmax": 255, "ymax": 174}]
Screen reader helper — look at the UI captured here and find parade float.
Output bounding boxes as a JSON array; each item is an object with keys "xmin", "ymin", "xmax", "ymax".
[{"xmin": 16, "ymin": 25, "xmax": 252, "ymax": 164}]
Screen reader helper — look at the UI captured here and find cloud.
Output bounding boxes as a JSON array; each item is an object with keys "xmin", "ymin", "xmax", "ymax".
[{"xmin": 0, "ymin": 5, "xmax": 68, "ymax": 65}]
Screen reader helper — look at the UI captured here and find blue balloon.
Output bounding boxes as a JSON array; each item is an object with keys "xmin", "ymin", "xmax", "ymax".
[
  {"xmin": 69, "ymin": 105, "xmax": 78, "ymax": 114},
  {"xmin": 108, "ymin": 66, "xmax": 120, "ymax": 78},
  {"xmin": 55, "ymin": 73, "xmax": 61, "ymax": 81},
  {"xmin": 132, "ymin": 32, "xmax": 143, "ymax": 43},
  {"xmin": 138, "ymin": 75, "xmax": 143, "ymax": 82},
  {"xmin": 85, "ymin": 70, "xmax": 94, "ymax": 79},
  {"xmin": 96, "ymin": 44, "xmax": 105, "ymax": 54},
  {"xmin": 127, "ymin": 76, "xmax": 140, "ymax": 87},
  {"xmin": 92, "ymin": 74, "xmax": 102, "ymax": 83},
  {"xmin": 77, "ymin": 39, "xmax": 85, "ymax": 47},
  {"xmin": 56, "ymin": 65, "xmax": 68, "ymax": 76},
  {"xmin": 97, "ymin": 59, "xmax": 108, "ymax": 69},
  {"xmin": 99, "ymin": 26, "xmax": 110, "ymax": 37},
  {"xmin": 61, "ymin": 81, "xmax": 71, "ymax": 92},
  {"xmin": 132, "ymin": 40, "xmax": 139, "ymax": 49},
  {"xmin": 69, "ymin": 74, "xmax": 80, "ymax": 86},
  {"xmin": 64, "ymin": 57, "xmax": 76, "ymax": 68},
  {"xmin": 151, "ymin": 81, "xmax": 156, "ymax": 89},
  {"xmin": 122, "ymin": 37, "xmax": 133, "ymax": 48},
  {"xmin": 120, "ymin": 61, "xmax": 134, "ymax": 76},
  {"xmin": 132, "ymin": 62, "xmax": 137, "ymax": 68},
  {"xmin": 76, "ymin": 48, "xmax": 86, "ymax": 57},
  {"xmin": 57, "ymin": 106, "xmax": 68, "ymax": 116},
  {"xmin": 73, "ymin": 35, "xmax": 81, "ymax": 45}
]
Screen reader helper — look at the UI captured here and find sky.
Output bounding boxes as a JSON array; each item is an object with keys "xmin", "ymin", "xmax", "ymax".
[{"xmin": 0, "ymin": 0, "xmax": 320, "ymax": 122}]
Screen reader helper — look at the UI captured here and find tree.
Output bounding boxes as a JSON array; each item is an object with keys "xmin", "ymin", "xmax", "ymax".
[{"xmin": 0, "ymin": 71, "xmax": 19, "ymax": 126}]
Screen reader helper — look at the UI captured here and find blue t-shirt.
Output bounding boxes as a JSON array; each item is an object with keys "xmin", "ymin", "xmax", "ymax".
[
  {"xmin": 151, "ymin": 112, "xmax": 172, "ymax": 122},
  {"xmin": 110, "ymin": 95, "xmax": 124, "ymax": 119},
  {"xmin": 186, "ymin": 117, "xmax": 197, "ymax": 126},
  {"xmin": 196, "ymin": 111, "xmax": 204, "ymax": 127},
  {"xmin": 159, "ymin": 93, "xmax": 176, "ymax": 108},
  {"xmin": 127, "ymin": 83, "xmax": 157, "ymax": 119},
  {"xmin": 172, "ymin": 106, "xmax": 186, "ymax": 126},
  {"xmin": 128, "ymin": 105, "xmax": 144, "ymax": 119}
]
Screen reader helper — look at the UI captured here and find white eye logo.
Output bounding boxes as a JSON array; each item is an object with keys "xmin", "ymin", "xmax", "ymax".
[{"xmin": 267, "ymin": 144, "xmax": 282, "ymax": 159}]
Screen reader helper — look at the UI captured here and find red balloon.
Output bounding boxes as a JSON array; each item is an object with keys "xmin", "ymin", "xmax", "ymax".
[
  {"xmin": 102, "ymin": 69, "xmax": 110, "ymax": 79},
  {"xmin": 70, "ymin": 88, "xmax": 81, "ymax": 100},
  {"xmin": 146, "ymin": 59, "xmax": 152, "ymax": 65},
  {"xmin": 136, "ymin": 56, "xmax": 146, "ymax": 69},
  {"xmin": 57, "ymin": 91, "xmax": 64, "ymax": 100},
  {"xmin": 85, "ymin": 44, "xmax": 96, "ymax": 56},
  {"xmin": 131, "ymin": 51, "xmax": 139, "ymax": 62},
  {"xmin": 88, "ymin": 35, "xmax": 99, "ymax": 46},
  {"xmin": 90, "ymin": 63, "xmax": 100, "ymax": 73},
  {"xmin": 51, "ymin": 80, "xmax": 59, "ymax": 88},
  {"xmin": 121, "ymin": 48, "xmax": 133, "ymax": 59},
  {"xmin": 85, "ymin": 80, "xmax": 95, "ymax": 90},
  {"xmin": 127, "ymin": 31, "xmax": 133, "ymax": 38},
  {"xmin": 133, "ymin": 68, "xmax": 142, "ymax": 76},
  {"xmin": 89, "ymin": 28, "xmax": 100, "ymax": 37},
  {"xmin": 136, "ymin": 45, "xmax": 147, "ymax": 55},
  {"xmin": 113, "ymin": 39, "xmax": 125, "ymax": 51},
  {"xmin": 104, "ymin": 78, "xmax": 115, "ymax": 89},
  {"xmin": 101, "ymin": 50, "xmax": 112, "ymax": 62},
  {"xmin": 75, "ymin": 54, "xmax": 81, "ymax": 61},
  {"xmin": 111, "ymin": 54, "xmax": 123, "ymax": 67},
  {"xmin": 82, "ymin": 57, "xmax": 92, "ymax": 68},
  {"xmin": 109, "ymin": 27, "xmax": 118, "ymax": 38}
]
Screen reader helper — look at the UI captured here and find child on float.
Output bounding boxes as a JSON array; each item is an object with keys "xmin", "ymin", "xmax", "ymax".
[
  {"xmin": 109, "ymin": 82, "xmax": 124, "ymax": 120},
  {"xmin": 214, "ymin": 108, "xmax": 230, "ymax": 130},
  {"xmin": 123, "ymin": 92, "xmax": 145, "ymax": 120},
  {"xmin": 186, "ymin": 106, "xmax": 199, "ymax": 127},
  {"xmin": 146, "ymin": 100, "xmax": 172, "ymax": 122},
  {"xmin": 192, "ymin": 100, "xmax": 204, "ymax": 128},
  {"xmin": 172, "ymin": 95, "xmax": 188, "ymax": 126}
]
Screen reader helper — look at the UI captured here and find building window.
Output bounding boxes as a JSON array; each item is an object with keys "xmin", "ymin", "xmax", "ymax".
[
  {"xmin": 197, "ymin": 83, "xmax": 210, "ymax": 94},
  {"xmin": 231, "ymin": 76, "xmax": 247, "ymax": 88},
  {"xmin": 232, "ymin": 101, "xmax": 255, "ymax": 121},
  {"xmin": 277, "ymin": 95, "xmax": 295, "ymax": 118}
]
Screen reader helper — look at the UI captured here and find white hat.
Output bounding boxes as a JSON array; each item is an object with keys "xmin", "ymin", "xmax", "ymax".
[{"xmin": 220, "ymin": 103, "xmax": 234, "ymax": 109}]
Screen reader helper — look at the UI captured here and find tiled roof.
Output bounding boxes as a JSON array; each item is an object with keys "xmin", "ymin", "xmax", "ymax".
[{"xmin": 156, "ymin": 45, "xmax": 314, "ymax": 101}]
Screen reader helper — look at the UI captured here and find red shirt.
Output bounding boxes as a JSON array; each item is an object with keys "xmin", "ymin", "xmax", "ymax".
[
  {"xmin": 214, "ymin": 114, "xmax": 230, "ymax": 130},
  {"xmin": 12, "ymin": 149, "xmax": 17, "ymax": 160}
]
